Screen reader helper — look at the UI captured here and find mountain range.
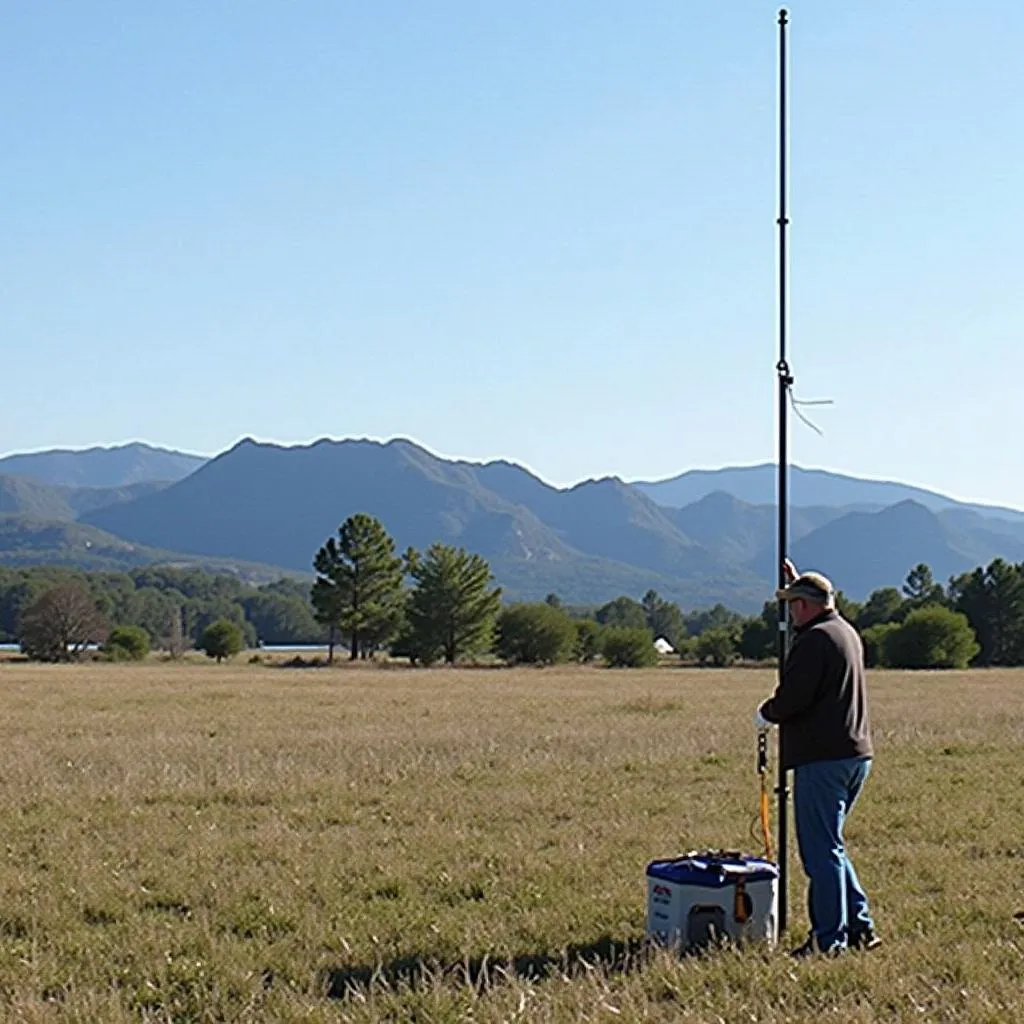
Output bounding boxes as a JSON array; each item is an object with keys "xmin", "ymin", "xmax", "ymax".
[
  {"xmin": 0, "ymin": 443, "xmax": 205, "ymax": 488},
  {"xmin": 1, "ymin": 439, "xmax": 1022, "ymax": 611},
  {"xmin": 634, "ymin": 464, "xmax": 1024, "ymax": 524}
]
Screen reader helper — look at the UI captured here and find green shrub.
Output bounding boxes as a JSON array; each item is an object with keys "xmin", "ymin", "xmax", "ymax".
[
  {"xmin": 674, "ymin": 635, "xmax": 698, "ymax": 662},
  {"xmin": 104, "ymin": 625, "xmax": 150, "ymax": 662},
  {"xmin": 495, "ymin": 603, "xmax": 576, "ymax": 665},
  {"xmin": 861, "ymin": 622, "xmax": 899, "ymax": 668},
  {"xmin": 883, "ymin": 606, "xmax": 979, "ymax": 669},
  {"xmin": 573, "ymin": 619, "xmax": 604, "ymax": 663},
  {"xmin": 601, "ymin": 626, "xmax": 657, "ymax": 668},
  {"xmin": 737, "ymin": 617, "xmax": 774, "ymax": 661},
  {"xmin": 695, "ymin": 627, "xmax": 737, "ymax": 667},
  {"xmin": 199, "ymin": 619, "xmax": 244, "ymax": 663}
]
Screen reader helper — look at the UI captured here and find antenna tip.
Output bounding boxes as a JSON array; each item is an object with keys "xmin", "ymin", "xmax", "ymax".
[{"xmin": 779, "ymin": 8, "xmax": 789, "ymax": 23}]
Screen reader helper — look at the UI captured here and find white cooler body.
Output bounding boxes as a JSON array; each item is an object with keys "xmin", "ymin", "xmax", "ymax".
[{"xmin": 646, "ymin": 852, "xmax": 779, "ymax": 949}]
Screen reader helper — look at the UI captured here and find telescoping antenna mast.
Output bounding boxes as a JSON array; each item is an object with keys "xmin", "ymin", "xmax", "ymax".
[{"xmin": 775, "ymin": 6, "xmax": 792, "ymax": 936}]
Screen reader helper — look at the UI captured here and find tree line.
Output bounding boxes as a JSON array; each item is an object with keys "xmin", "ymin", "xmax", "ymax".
[
  {"xmin": 647, "ymin": 560, "xmax": 1019, "ymax": 671},
  {"xmin": 303, "ymin": 517, "xmax": 1021, "ymax": 671},
  {"xmin": 308, "ymin": 514, "xmax": 662, "ymax": 667},
  {"xmin": 0, "ymin": 565, "xmax": 322, "ymax": 660},
  {"xmin": 3, "ymin": 514, "xmax": 1023, "ymax": 670}
]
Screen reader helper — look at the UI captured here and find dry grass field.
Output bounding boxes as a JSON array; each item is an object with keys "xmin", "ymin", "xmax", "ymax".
[{"xmin": 0, "ymin": 658, "xmax": 1021, "ymax": 1022}]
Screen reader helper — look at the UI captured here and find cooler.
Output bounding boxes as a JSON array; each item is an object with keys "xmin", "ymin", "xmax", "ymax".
[{"xmin": 645, "ymin": 851, "xmax": 779, "ymax": 949}]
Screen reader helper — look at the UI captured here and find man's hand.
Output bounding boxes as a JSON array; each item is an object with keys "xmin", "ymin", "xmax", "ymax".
[
  {"xmin": 782, "ymin": 558, "xmax": 799, "ymax": 584},
  {"xmin": 754, "ymin": 706, "xmax": 772, "ymax": 731}
]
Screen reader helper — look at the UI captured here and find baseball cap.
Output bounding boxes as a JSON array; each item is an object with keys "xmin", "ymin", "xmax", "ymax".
[{"xmin": 775, "ymin": 571, "xmax": 834, "ymax": 603}]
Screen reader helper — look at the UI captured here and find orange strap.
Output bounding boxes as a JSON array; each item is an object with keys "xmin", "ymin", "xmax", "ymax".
[{"xmin": 760, "ymin": 776, "xmax": 774, "ymax": 862}]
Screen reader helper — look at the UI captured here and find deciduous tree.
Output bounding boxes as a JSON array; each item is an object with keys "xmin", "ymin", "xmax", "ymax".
[
  {"xmin": 573, "ymin": 619, "xmax": 604, "ymax": 663},
  {"xmin": 19, "ymin": 584, "xmax": 109, "ymax": 662},
  {"xmin": 160, "ymin": 604, "xmax": 188, "ymax": 659}
]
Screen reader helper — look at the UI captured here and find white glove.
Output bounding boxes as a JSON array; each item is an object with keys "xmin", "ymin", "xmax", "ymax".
[{"xmin": 754, "ymin": 707, "xmax": 772, "ymax": 731}]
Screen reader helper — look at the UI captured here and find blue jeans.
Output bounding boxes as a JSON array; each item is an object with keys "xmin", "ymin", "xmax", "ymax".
[{"xmin": 793, "ymin": 756, "xmax": 874, "ymax": 952}]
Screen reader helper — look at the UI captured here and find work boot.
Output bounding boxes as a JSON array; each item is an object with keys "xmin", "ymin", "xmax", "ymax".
[
  {"xmin": 790, "ymin": 933, "xmax": 844, "ymax": 958},
  {"xmin": 849, "ymin": 927, "xmax": 882, "ymax": 951}
]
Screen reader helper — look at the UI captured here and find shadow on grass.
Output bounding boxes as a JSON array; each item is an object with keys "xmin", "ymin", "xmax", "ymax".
[
  {"xmin": 321, "ymin": 934, "xmax": 651, "ymax": 999},
  {"xmin": 274, "ymin": 655, "xmax": 326, "ymax": 669}
]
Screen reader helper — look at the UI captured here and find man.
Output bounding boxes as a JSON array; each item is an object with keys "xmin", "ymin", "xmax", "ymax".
[{"xmin": 755, "ymin": 564, "xmax": 880, "ymax": 957}]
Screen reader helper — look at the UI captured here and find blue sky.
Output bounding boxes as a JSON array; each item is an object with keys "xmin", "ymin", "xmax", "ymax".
[{"xmin": 2, "ymin": 2, "xmax": 1022, "ymax": 506}]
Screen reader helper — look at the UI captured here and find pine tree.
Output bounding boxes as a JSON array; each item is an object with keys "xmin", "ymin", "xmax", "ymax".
[
  {"xmin": 856, "ymin": 587, "xmax": 906, "ymax": 630},
  {"xmin": 405, "ymin": 544, "xmax": 502, "ymax": 665},
  {"xmin": 640, "ymin": 589, "xmax": 685, "ymax": 648},
  {"xmin": 949, "ymin": 559, "xmax": 1024, "ymax": 666},
  {"xmin": 199, "ymin": 618, "xmax": 244, "ymax": 663},
  {"xmin": 595, "ymin": 596, "xmax": 646, "ymax": 630},
  {"xmin": 902, "ymin": 563, "xmax": 945, "ymax": 609},
  {"xmin": 311, "ymin": 514, "xmax": 405, "ymax": 662}
]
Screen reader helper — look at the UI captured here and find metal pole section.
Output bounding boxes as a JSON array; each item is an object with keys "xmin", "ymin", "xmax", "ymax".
[{"xmin": 775, "ymin": 6, "xmax": 793, "ymax": 936}]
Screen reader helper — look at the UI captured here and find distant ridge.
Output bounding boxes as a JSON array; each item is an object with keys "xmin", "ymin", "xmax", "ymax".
[
  {"xmin": 633, "ymin": 463, "xmax": 1024, "ymax": 523},
  {"xmin": 0, "ymin": 442, "xmax": 207, "ymax": 488}
]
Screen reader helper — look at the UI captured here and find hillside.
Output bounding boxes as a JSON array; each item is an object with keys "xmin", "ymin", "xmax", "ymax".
[
  {"xmin": 0, "ymin": 443, "xmax": 206, "ymax": 488},
  {"xmin": 660, "ymin": 492, "xmax": 841, "ymax": 567},
  {"xmin": 0, "ymin": 515, "xmax": 301, "ymax": 584},
  {"xmin": 471, "ymin": 460, "xmax": 711, "ymax": 576},
  {"xmin": 0, "ymin": 476, "xmax": 80, "ymax": 521},
  {"xmin": 0, "ymin": 517, "xmax": 155, "ymax": 572},
  {"xmin": 0, "ymin": 475, "xmax": 166, "ymax": 521}
]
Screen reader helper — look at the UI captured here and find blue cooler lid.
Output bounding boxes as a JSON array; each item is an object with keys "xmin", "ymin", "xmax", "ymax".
[{"xmin": 646, "ymin": 851, "xmax": 778, "ymax": 888}]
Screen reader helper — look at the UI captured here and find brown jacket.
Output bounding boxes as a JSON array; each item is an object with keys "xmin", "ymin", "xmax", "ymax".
[{"xmin": 760, "ymin": 610, "xmax": 873, "ymax": 770}]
